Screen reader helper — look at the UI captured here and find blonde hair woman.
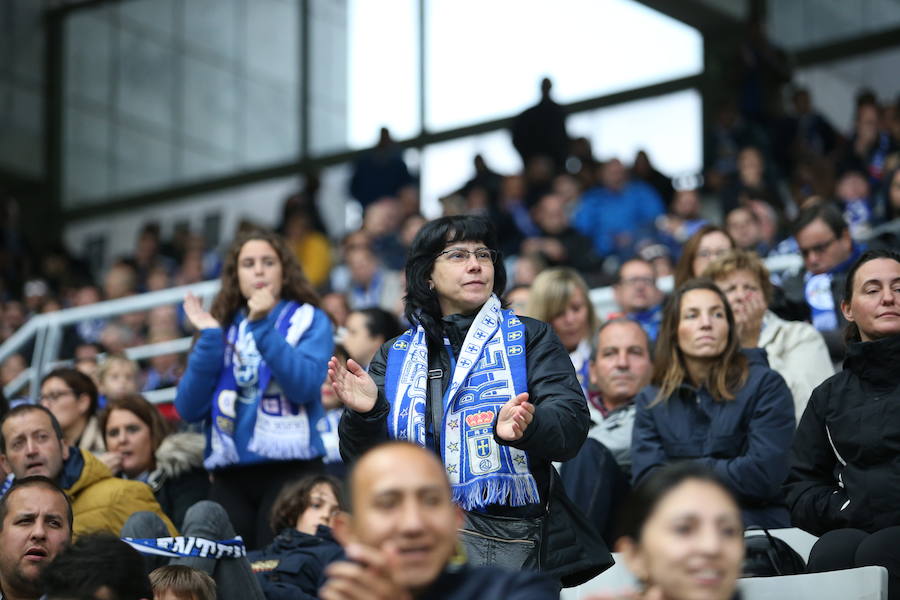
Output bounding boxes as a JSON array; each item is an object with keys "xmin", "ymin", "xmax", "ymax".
[{"xmin": 527, "ymin": 267, "xmax": 599, "ymax": 399}]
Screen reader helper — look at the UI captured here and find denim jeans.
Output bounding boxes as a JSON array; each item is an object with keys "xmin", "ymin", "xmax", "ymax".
[{"xmin": 122, "ymin": 500, "xmax": 265, "ymax": 600}]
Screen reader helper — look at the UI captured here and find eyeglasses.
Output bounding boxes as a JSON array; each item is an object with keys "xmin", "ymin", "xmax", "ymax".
[
  {"xmin": 39, "ymin": 390, "xmax": 74, "ymax": 403},
  {"xmin": 619, "ymin": 276, "xmax": 655, "ymax": 288},
  {"xmin": 436, "ymin": 248, "xmax": 497, "ymax": 264},
  {"xmin": 696, "ymin": 248, "xmax": 731, "ymax": 260},
  {"xmin": 799, "ymin": 237, "xmax": 837, "ymax": 258}
]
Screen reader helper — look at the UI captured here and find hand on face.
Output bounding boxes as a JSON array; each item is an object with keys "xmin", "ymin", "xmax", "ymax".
[
  {"xmin": 247, "ymin": 287, "xmax": 277, "ymax": 322},
  {"xmin": 328, "ymin": 357, "xmax": 378, "ymax": 413},
  {"xmin": 97, "ymin": 451, "xmax": 122, "ymax": 474},
  {"xmin": 496, "ymin": 392, "xmax": 534, "ymax": 442},
  {"xmin": 320, "ymin": 543, "xmax": 413, "ymax": 600},
  {"xmin": 182, "ymin": 292, "xmax": 220, "ymax": 330},
  {"xmin": 733, "ymin": 289, "xmax": 766, "ymax": 347}
]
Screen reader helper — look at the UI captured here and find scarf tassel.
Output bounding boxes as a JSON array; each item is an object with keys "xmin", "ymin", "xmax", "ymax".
[{"xmin": 452, "ymin": 473, "xmax": 541, "ymax": 511}]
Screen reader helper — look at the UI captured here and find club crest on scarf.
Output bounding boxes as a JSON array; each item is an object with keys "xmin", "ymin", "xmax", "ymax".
[
  {"xmin": 233, "ymin": 321, "xmax": 263, "ymax": 402},
  {"xmin": 386, "ymin": 295, "xmax": 538, "ymax": 510}
]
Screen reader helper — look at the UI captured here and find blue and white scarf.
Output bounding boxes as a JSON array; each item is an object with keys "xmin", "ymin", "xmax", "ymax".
[
  {"xmin": 385, "ymin": 295, "xmax": 538, "ymax": 510},
  {"xmin": 205, "ymin": 301, "xmax": 317, "ymax": 470},
  {"xmin": 123, "ymin": 535, "xmax": 246, "ymax": 559}
]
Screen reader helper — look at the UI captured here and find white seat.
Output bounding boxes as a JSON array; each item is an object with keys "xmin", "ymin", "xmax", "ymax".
[
  {"xmin": 560, "ymin": 553, "xmax": 638, "ymax": 600},
  {"xmin": 744, "ymin": 527, "xmax": 819, "ymax": 562},
  {"xmin": 739, "ymin": 566, "xmax": 888, "ymax": 600}
]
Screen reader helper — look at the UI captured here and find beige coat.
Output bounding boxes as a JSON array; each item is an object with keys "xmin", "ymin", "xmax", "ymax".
[{"xmin": 759, "ymin": 310, "xmax": 834, "ymax": 423}]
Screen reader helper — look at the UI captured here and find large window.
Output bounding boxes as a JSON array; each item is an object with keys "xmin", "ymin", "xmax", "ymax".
[
  {"xmin": 63, "ymin": 0, "xmax": 301, "ymax": 207},
  {"xmin": 768, "ymin": 0, "xmax": 900, "ymax": 51},
  {"xmin": 347, "ymin": 0, "xmax": 420, "ymax": 149},
  {"xmin": 424, "ymin": 0, "xmax": 703, "ymax": 131},
  {"xmin": 567, "ymin": 89, "xmax": 703, "ymax": 179}
]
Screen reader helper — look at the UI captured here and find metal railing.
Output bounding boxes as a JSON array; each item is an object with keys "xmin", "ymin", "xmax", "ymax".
[
  {"xmin": 1, "ymin": 280, "xmax": 220, "ymax": 403},
  {"xmin": 2, "ymin": 253, "xmax": 804, "ymax": 404}
]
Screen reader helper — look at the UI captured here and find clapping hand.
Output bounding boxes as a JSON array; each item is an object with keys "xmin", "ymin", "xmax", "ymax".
[
  {"xmin": 320, "ymin": 543, "xmax": 412, "ymax": 600},
  {"xmin": 496, "ymin": 392, "xmax": 534, "ymax": 441},
  {"xmin": 328, "ymin": 357, "xmax": 378, "ymax": 413},
  {"xmin": 183, "ymin": 293, "xmax": 220, "ymax": 330}
]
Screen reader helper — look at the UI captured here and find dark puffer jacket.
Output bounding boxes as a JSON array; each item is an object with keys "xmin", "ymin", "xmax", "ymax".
[
  {"xmin": 785, "ymin": 334, "xmax": 900, "ymax": 535},
  {"xmin": 339, "ymin": 313, "xmax": 590, "ymax": 518},
  {"xmin": 631, "ymin": 349, "xmax": 796, "ymax": 528},
  {"xmin": 247, "ymin": 526, "xmax": 344, "ymax": 600}
]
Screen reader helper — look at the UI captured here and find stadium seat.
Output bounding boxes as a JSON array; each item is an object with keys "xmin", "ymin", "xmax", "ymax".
[
  {"xmin": 744, "ymin": 527, "xmax": 819, "ymax": 562},
  {"xmin": 738, "ymin": 566, "xmax": 888, "ymax": 600}
]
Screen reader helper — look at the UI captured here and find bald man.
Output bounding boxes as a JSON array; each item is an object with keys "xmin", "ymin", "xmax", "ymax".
[{"xmin": 321, "ymin": 442, "xmax": 558, "ymax": 600}]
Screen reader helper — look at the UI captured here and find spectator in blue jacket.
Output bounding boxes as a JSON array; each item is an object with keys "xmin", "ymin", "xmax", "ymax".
[
  {"xmin": 573, "ymin": 158, "xmax": 665, "ymax": 261},
  {"xmin": 176, "ymin": 229, "xmax": 333, "ymax": 549},
  {"xmin": 631, "ymin": 278, "xmax": 795, "ymax": 528}
]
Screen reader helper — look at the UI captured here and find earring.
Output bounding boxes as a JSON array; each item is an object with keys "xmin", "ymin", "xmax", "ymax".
[{"xmin": 428, "ymin": 281, "xmax": 434, "ymax": 291}]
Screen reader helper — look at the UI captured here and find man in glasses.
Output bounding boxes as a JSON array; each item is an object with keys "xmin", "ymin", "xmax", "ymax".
[
  {"xmin": 781, "ymin": 202, "xmax": 861, "ymax": 362},
  {"xmin": 610, "ymin": 258, "xmax": 664, "ymax": 342}
]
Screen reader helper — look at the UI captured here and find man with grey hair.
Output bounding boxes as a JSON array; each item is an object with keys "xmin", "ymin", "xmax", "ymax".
[{"xmin": 561, "ymin": 318, "xmax": 653, "ymax": 539}]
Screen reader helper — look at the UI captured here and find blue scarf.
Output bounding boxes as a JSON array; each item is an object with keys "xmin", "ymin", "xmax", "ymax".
[
  {"xmin": 804, "ymin": 243, "xmax": 864, "ymax": 332},
  {"xmin": 205, "ymin": 301, "xmax": 317, "ymax": 470},
  {"xmin": 123, "ymin": 536, "xmax": 246, "ymax": 559},
  {"xmin": 385, "ymin": 295, "xmax": 538, "ymax": 510}
]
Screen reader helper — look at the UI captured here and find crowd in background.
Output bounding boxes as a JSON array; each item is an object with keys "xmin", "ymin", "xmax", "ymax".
[{"xmin": 1, "ymin": 44, "xmax": 900, "ymax": 599}]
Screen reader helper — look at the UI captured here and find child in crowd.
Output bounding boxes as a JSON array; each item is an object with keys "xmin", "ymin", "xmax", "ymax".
[
  {"xmin": 97, "ymin": 353, "xmax": 140, "ymax": 407},
  {"xmin": 318, "ymin": 344, "xmax": 348, "ymax": 476},
  {"xmin": 340, "ymin": 307, "xmax": 403, "ymax": 369},
  {"xmin": 150, "ymin": 565, "xmax": 216, "ymax": 600},
  {"xmin": 247, "ymin": 474, "xmax": 345, "ymax": 600}
]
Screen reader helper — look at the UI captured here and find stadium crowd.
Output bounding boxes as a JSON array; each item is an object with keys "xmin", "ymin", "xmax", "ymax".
[{"xmin": 1, "ymin": 43, "xmax": 900, "ymax": 600}]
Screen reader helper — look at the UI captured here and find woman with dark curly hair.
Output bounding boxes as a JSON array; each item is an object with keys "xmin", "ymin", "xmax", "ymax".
[
  {"xmin": 329, "ymin": 215, "xmax": 590, "ymax": 571},
  {"xmin": 176, "ymin": 229, "xmax": 333, "ymax": 549},
  {"xmin": 248, "ymin": 474, "xmax": 345, "ymax": 600},
  {"xmin": 631, "ymin": 278, "xmax": 795, "ymax": 528}
]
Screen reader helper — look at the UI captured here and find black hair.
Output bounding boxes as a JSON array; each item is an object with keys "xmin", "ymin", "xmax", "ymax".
[
  {"xmin": 0, "ymin": 404, "xmax": 64, "ymax": 453},
  {"xmin": 41, "ymin": 533, "xmax": 151, "ymax": 600},
  {"xmin": 353, "ymin": 307, "xmax": 403, "ymax": 342},
  {"xmin": 41, "ymin": 367, "xmax": 100, "ymax": 417},
  {"xmin": 842, "ymin": 248, "xmax": 900, "ymax": 343},
  {"xmin": 0, "ymin": 476, "xmax": 73, "ymax": 533},
  {"xmin": 404, "ymin": 216, "xmax": 507, "ymax": 343},
  {"xmin": 616, "ymin": 462, "xmax": 738, "ymax": 543},
  {"xmin": 269, "ymin": 473, "xmax": 346, "ymax": 533},
  {"xmin": 793, "ymin": 202, "xmax": 848, "ymax": 239}
]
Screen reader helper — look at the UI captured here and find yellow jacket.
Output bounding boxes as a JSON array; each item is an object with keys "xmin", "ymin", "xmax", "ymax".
[{"xmin": 62, "ymin": 447, "xmax": 178, "ymax": 538}]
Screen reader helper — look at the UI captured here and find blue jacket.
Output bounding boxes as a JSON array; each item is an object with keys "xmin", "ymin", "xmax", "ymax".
[
  {"xmin": 247, "ymin": 526, "xmax": 344, "ymax": 600},
  {"xmin": 573, "ymin": 181, "xmax": 664, "ymax": 258},
  {"xmin": 175, "ymin": 301, "xmax": 333, "ymax": 467},
  {"xmin": 631, "ymin": 350, "xmax": 796, "ymax": 528}
]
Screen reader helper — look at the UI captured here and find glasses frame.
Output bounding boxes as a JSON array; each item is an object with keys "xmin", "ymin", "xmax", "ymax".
[{"xmin": 435, "ymin": 247, "xmax": 498, "ymax": 264}]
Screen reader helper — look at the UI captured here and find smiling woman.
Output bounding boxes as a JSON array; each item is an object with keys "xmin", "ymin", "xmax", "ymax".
[{"xmin": 631, "ymin": 278, "xmax": 795, "ymax": 528}]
